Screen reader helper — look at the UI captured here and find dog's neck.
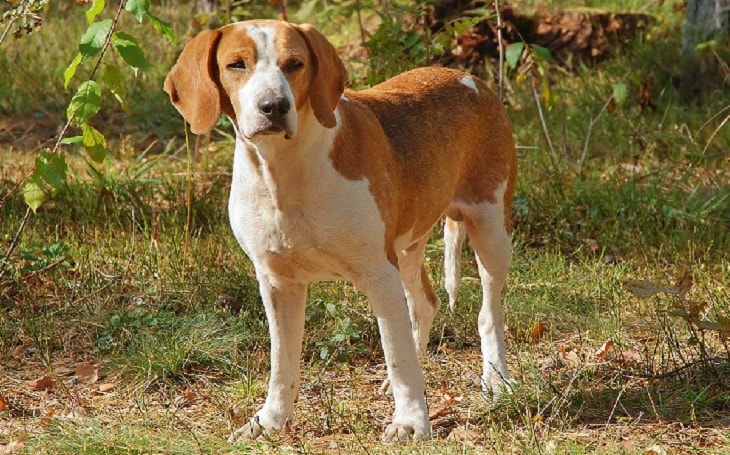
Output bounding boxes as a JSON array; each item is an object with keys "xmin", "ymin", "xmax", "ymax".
[{"xmin": 232, "ymin": 110, "xmax": 341, "ymax": 211}]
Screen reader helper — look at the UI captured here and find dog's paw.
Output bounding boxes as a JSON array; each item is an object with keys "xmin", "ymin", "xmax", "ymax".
[
  {"xmin": 378, "ymin": 378, "xmax": 393, "ymax": 396},
  {"xmin": 382, "ymin": 421, "xmax": 429, "ymax": 443},
  {"xmin": 481, "ymin": 370, "xmax": 517, "ymax": 398},
  {"xmin": 228, "ymin": 416, "xmax": 266, "ymax": 443}
]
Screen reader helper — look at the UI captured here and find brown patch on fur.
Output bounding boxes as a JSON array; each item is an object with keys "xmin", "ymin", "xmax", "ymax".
[
  {"xmin": 330, "ymin": 67, "xmax": 517, "ymax": 249},
  {"xmin": 164, "ymin": 29, "xmax": 226, "ymax": 134},
  {"xmin": 293, "ymin": 24, "xmax": 348, "ymax": 128}
]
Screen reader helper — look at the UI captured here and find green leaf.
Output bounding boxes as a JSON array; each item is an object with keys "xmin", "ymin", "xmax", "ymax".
[
  {"xmin": 64, "ymin": 53, "xmax": 83, "ymax": 89},
  {"xmin": 81, "ymin": 123, "xmax": 108, "ymax": 163},
  {"xmin": 125, "ymin": 0, "xmax": 150, "ymax": 22},
  {"xmin": 67, "ymin": 80, "xmax": 102, "ymax": 124},
  {"xmin": 102, "ymin": 64, "xmax": 128, "ymax": 111},
  {"xmin": 23, "ymin": 174, "xmax": 45, "ymax": 213},
  {"xmin": 85, "ymin": 0, "xmax": 105, "ymax": 24},
  {"xmin": 79, "ymin": 19, "xmax": 112, "ymax": 58},
  {"xmin": 612, "ymin": 83, "xmax": 628, "ymax": 106},
  {"xmin": 111, "ymin": 31, "xmax": 149, "ymax": 70},
  {"xmin": 695, "ymin": 40, "xmax": 716, "ymax": 51},
  {"xmin": 60, "ymin": 135, "xmax": 84, "ymax": 145},
  {"xmin": 146, "ymin": 12, "xmax": 175, "ymax": 43},
  {"xmin": 35, "ymin": 151, "xmax": 68, "ymax": 191},
  {"xmin": 505, "ymin": 42, "xmax": 524, "ymax": 70},
  {"xmin": 530, "ymin": 44, "xmax": 553, "ymax": 63}
]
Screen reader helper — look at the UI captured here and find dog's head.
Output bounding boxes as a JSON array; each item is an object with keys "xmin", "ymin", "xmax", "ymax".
[{"xmin": 164, "ymin": 20, "xmax": 347, "ymax": 141}]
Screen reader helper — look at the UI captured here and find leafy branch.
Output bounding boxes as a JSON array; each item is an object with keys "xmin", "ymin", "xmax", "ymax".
[
  {"xmin": 0, "ymin": 0, "xmax": 174, "ymax": 280},
  {"xmin": 21, "ymin": 0, "xmax": 174, "ymax": 213}
]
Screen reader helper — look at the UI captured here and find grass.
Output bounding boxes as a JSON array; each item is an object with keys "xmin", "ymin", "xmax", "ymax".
[{"xmin": 2, "ymin": 1, "xmax": 730, "ymax": 454}]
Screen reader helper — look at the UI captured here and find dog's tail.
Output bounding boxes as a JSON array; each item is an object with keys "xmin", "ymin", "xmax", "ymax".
[{"xmin": 444, "ymin": 217, "xmax": 466, "ymax": 310}]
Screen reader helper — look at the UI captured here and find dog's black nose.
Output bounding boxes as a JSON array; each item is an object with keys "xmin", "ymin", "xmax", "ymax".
[{"xmin": 258, "ymin": 97, "xmax": 291, "ymax": 120}]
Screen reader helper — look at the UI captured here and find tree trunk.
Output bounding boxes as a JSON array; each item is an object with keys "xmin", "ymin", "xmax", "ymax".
[{"xmin": 680, "ymin": 0, "xmax": 730, "ymax": 99}]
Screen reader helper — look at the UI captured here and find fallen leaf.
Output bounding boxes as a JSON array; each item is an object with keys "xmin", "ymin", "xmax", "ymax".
[
  {"xmin": 52, "ymin": 366, "xmax": 74, "ymax": 376},
  {"xmin": 538, "ymin": 356, "xmax": 555, "ymax": 372},
  {"xmin": 97, "ymin": 383, "xmax": 115, "ymax": 393},
  {"xmin": 645, "ymin": 445, "xmax": 667, "ymax": 455},
  {"xmin": 674, "ymin": 269, "xmax": 693, "ymax": 298},
  {"xmin": 594, "ymin": 339, "xmax": 613, "ymax": 360},
  {"xmin": 531, "ymin": 319, "xmax": 548, "ymax": 341},
  {"xmin": 0, "ymin": 441, "xmax": 25, "ymax": 455},
  {"xmin": 619, "ymin": 350, "xmax": 642, "ymax": 363},
  {"xmin": 562, "ymin": 349, "xmax": 580, "ymax": 365},
  {"xmin": 625, "ymin": 279, "xmax": 678, "ymax": 298},
  {"xmin": 585, "ymin": 238, "xmax": 600, "ymax": 253},
  {"xmin": 0, "ymin": 394, "xmax": 9, "ymax": 411},
  {"xmin": 62, "ymin": 406, "xmax": 89, "ymax": 420},
  {"xmin": 75, "ymin": 362, "xmax": 98, "ymax": 384},
  {"xmin": 175, "ymin": 389, "xmax": 198, "ymax": 408},
  {"xmin": 28, "ymin": 374, "xmax": 55, "ymax": 391},
  {"xmin": 694, "ymin": 320, "xmax": 730, "ymax": 337},
  {"xmin": 429, "ymin": 391, "xmax": 464, "ymax": 420},
  {"xmin": 446, "ymin": 425, "xmax": 481, "ymax": 442}
]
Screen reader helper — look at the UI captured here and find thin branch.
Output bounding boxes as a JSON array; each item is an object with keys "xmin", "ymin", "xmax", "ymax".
[
  {"xmin": 494, "ymin": 0, "xmax": 505, "ymax": 103},
  {"xmin": 578, "ymin": 95, "xmax": 613, "ymax": 174},
  {"xmin": 0, "ymin": 207, "xmax": 32, "ymax": 281},
  {"xmin": 0, "ymin": 0, "xmax": 21, "ymax": 47},
  {"xmin": 51, "ymin": 0, "xmax": 127, "ymax": 154},
  {"xmin": 4, "ymin": 1, "xmax": 128, "ymax": 281},
  {"xmin": 531, "ymin": 81, "xmax": 558, "ymax": 167}
]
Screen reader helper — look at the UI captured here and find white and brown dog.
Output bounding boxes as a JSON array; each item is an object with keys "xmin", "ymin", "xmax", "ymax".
[{"xmin": 164, "ymin": 20, "xmax": 517, "ymax": 442}]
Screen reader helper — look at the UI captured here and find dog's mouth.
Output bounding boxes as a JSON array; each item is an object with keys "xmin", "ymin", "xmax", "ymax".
[{"xmin": 244, "ymin": 122, "xmax": 295, "ymax": 141}]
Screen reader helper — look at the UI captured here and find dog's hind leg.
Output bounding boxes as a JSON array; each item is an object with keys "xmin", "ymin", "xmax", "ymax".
[
  {"xmin": 460, "ymin": 185, "xmax": 516, "ymax": 396},
  {"xmin": 444, "ymin": 217, "xmax": 466, "ymax": 310},
  {"xmin": 229, "ymin": 275, "xmax": 307, "ymax": 442},
  {"xmin": 398, "ymin": 235, "xmax": 441, "ymax": 358}
]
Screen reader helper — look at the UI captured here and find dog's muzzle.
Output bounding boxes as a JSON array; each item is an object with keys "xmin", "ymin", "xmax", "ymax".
[{"xmin": 257, "ymin": 96, "xmax": 293, "ymax": 139}]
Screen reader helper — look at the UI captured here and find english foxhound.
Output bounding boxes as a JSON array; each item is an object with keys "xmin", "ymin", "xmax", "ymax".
[{"xmin": 164, "ymin": 20, "xmax": 517, "ymax": 442}]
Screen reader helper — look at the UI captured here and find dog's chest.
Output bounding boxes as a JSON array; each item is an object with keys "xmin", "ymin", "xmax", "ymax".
[{"xmin": 228, "ymin": 147, "xmax": 387, "ymax": 282}]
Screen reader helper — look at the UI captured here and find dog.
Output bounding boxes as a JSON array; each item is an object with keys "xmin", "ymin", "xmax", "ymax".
[{"xmin": 164, "ymin": 20, "xmax": 517, "ymax": 442}]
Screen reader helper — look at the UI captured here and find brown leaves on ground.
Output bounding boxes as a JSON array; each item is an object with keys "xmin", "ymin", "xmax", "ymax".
[
  {"xmin": 75, "ymin": 362, "xmax": 98, "ymax": 384},
  {"xmin": 626, "ymin": 268, "xmax": 730, "ymax": 339},
  {"xmin": 27, "ymin": 375, "xmax": 54, "ymax": 392},
  {"xmin": 429, "ymin": 391, "xmax": 464, "ymax": 421}
]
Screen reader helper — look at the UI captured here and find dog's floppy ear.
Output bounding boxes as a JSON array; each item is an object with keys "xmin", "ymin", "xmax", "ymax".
[
  {"xmin": 294, "ymin": 24, "xmax": 347, "ymax": 129},
  {"xmin": 164, "ymin": 29, "xmax": 223, "ymax": 135}
]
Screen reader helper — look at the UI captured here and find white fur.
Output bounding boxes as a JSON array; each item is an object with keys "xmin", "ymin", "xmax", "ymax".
[
  {"xmin": 447, "ymin": 181, "xmax": 515, "ymax": 393},
  {"xmin": 237, "ymin": 25, "xmax": 297, "ymax": 140},
  {"xmin": 228, "ymin": 106, "xmax": 430, "ymax": 441},
  {"xmin": 444, "ymin": 217, "xmax": 466, "ymax": 310},
  {"xmin": 459, "ymin": 75, "xmax": 479, "ymax": 93}
]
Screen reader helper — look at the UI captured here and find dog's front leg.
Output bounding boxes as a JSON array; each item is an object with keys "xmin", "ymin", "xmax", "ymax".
[
  {"xmin": 359, "ymin": 264, "xmax": 430, "ymax": 442},
  {"xmin": 229, "ymin": 275, "xmax": 307, "ymax": 442}
]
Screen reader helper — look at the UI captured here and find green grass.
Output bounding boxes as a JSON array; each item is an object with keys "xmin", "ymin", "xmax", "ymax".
[{"xmin": 1, "ymin": 1, "xmax": 729, "ymax": 454}]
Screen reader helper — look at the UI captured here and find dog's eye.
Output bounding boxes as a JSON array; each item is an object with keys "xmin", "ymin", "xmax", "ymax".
[
  {"xmin": 227, "ymin": 61, "xmax": 247, "ymax": 72},
  {"xmin": 284, "ymin": 60, "xmax": 304, "ymax": 73}
]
